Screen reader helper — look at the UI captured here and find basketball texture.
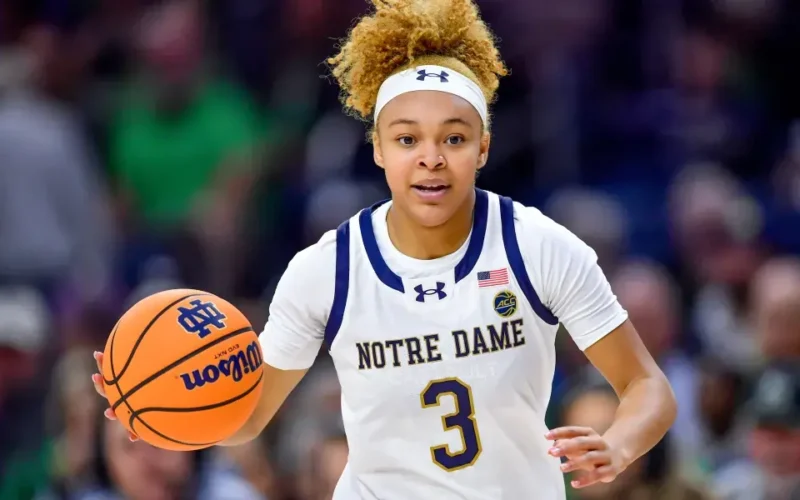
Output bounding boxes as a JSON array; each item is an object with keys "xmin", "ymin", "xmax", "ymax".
[{"xmin": 102, "ymin": 289, "xmax": 264, "ymax": 451}]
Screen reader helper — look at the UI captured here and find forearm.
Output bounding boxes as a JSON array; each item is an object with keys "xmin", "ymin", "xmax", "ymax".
[
  {"xmin": 217, "ymin": 411, "xmax": 274, "ymax": 447},
  {"xmin": 603, "ymin": 374, "xmax": 677, "ymax": 468},
  {"xmin": 218, "ymin": 365, "xmax": 307, "ymax": 447}
]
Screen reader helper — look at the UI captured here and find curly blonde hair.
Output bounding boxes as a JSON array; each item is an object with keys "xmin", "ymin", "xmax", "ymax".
[{"xmin": 328, "ymin": 0, "xmax": 508, "ymax": 126}]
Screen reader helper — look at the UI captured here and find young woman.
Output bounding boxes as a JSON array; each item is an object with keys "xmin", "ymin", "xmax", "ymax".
[{"xmin": 92, "ymin": 0, "xmax": 677, "ymax": 498}]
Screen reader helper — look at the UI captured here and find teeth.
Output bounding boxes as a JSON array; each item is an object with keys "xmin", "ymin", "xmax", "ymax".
[{"xmin": 415, "ymin": 185, "xmax": 446, "ymax": 190}]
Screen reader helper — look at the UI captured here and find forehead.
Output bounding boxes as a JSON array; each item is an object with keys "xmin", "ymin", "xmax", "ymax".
[{"xmin": 378, "ymin": 90, "xmax": 482, "ymax": 128}]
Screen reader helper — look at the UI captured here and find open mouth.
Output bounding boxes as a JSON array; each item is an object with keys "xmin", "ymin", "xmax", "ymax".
[
  {"xmin": 411, "ymin": 184, "xmax": 450, "ymax": 193},
  {"xmin": 411, "ymin": 184, "xmax": 451, "ymax": 199}
]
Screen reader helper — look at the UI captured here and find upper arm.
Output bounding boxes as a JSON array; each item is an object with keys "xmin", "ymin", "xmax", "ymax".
[
  {"xmin": 225, "ymin": 235, "xmax": 336, "ymax": 444},
  {"xmin": 520, "ymin": 207, "xmax": 628, "ymax": 350},
  {"xmin": 259, "ymin": 233, "xmax": 335, "ymax": 370},
  {"xmin": 583, "ymin": 320, "xmax": 664, "ymax": 396},
  {"xmin": 518, "ymin": 207, "xmax": 662, "ymax": 394}
]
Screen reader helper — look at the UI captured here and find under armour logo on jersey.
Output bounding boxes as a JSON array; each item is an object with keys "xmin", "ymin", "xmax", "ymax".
[
  {"xmin": 414, "ymin": 282, "xmax": 447, "ymax": 302},
  {"xmin": 177, "ymin": 299, "xmax": 227, "ymax": 339},
  {"xmin": 417, "ymin": 69, "xmax": 449, "ymax": 82}
]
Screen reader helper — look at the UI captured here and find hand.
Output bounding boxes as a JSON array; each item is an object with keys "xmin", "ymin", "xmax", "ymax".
[
  {"xmin": 91, "ymin": 351, "xmax": 139, "ymax": 442},
  {"xmin": 545, "ymin": 426, "xmax": 627, "ymax": 489}
]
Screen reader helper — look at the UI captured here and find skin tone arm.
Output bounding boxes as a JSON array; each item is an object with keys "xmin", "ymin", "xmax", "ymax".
[
  {"xmin": 91, "ymin": 352, "xmax": 307, "ymax": 446},
  {"xmin": 546, "ymin": 320, "xmax": 677, "ymax": 489}
]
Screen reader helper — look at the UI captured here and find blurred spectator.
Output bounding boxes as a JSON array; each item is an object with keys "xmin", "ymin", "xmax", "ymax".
[
  {"xmin": 669, "ymin": 163, "xmax": 766, "ymax": 371},
  {"xmin": 546, "ymin": 188, "xmax": 628, "ymax": 274},
  {"xmin": 0, "ymin": 287, "xmax": 50, "ymax": 469},
  {"xmin": 1, "ymin": 346, "xmax": 98, "ymax": 500},
  {"xmin": 108, "ymin": 0, "xmax": 263, "ymax": 294},
  {"xmin": 0, "ymin": 10, "xmax": 115, "ymax": 310},
  {"xmin": 670, "ymin": 24, "xmax": 763, "ymax": 171},
  {"xmin": 303, "ymin": 431, "xmax": 348, "ymax": 500},
  {"xmin": 693, "ymin": 358, "xmax": 750, "ymax": 499},
  {"xmin": 559, "ymin": 377, "xmax": 707, "ymax": 500},
  {"xmin": 218, "ymin": 437, "xmax": 275, "ymax": 500},
  {"xmin": 748, "ymin": 256, "xmax": 800, "ymax": 361},
  {"xmin": 70, "ymin": 419, "xmax": 262, "ymax": 500},
  {"xmin": 743, "ymin": 363, "xmax": 800, "ymax": 500},
  {"xmin": 610, "ymin": 260, "xmax": 702, "ymax": 470},
  {"xmin": 273, "ymin": 361, "xmax": 342, "ymax": 490},
  {"xmin": 1, "ymin": 0, "xmax": 800, "ymax": 498}
]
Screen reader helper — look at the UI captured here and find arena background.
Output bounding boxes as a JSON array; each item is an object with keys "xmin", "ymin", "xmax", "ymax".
[{"xmin": 0, "ymin": 0, "xmax": 799, "ymax": 499}]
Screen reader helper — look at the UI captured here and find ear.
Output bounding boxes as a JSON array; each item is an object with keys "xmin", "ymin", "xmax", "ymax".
[
  {"xmin": 478, "ymin": 131, "xmax": 491, "ymax": 170},
  {"xmin": 372, "ymin": 131, "xmax": 385, "ymax": 169}
]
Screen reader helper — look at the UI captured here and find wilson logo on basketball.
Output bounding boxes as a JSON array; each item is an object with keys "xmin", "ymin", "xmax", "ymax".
[{"xmin": 180, "ymin": 340, "xmax": 263, "ymax": 391}]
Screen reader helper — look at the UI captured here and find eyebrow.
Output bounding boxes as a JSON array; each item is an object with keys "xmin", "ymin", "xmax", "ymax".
[{"xmin": 387, "ymin": 117, "xmax": 473, "ymax": 128}]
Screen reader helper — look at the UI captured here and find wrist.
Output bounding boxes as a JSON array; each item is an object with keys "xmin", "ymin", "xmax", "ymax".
[{"xmin": 601, "ymin": 431, "xmax": 635, "ymax": 470}]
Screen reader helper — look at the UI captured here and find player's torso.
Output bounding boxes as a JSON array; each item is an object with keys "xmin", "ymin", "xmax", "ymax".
[{"xmin": 326, "ymin": 190, "xmax": 566, "ymax": 500}]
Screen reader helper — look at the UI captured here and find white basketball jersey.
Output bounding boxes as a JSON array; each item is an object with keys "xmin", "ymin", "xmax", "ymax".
[
  {"xmin": 327, "ymin": 190, "xmax": 564, "ymax": 500},
  {"xmin": 259, "ymin": 189, "xmax": 627, "ymax": 500}
]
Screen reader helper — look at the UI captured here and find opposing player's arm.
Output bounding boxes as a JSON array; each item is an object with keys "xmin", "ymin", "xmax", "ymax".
[
  {"xmin": 220, "ymin": 236, "xmax": 336, "ymax": 446},
  {"xmin": 524, "ymin": 209, "xmax": 677, "ymax": 486}
]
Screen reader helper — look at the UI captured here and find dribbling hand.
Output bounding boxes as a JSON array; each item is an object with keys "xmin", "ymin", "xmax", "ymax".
[
  {"xmin": 545, "ymin": 426, "xmax": 627, "ymax": 489},
  {"xmin": 91, "ymin": 351, "xmax": 139, "ymax": 442}
]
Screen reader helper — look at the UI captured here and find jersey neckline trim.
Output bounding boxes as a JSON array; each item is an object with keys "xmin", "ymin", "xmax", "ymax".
[{"xmin": 358, "ymin": 188, "xmax": 489, "ymax": 293}]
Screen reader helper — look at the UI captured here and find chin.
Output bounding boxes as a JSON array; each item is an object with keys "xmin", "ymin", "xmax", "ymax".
[{"xmin": 409, "ymin": 203, "xmax": 455, "ymax": 228}]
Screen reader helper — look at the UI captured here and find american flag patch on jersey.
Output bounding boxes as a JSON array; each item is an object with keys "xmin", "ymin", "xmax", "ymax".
[{"xmin": 477, "ymin": 268, "xmax": 509, "ymax": 287}]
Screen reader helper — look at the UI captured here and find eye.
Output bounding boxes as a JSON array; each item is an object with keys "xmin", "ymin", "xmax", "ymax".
[
  {"xmin": 398, "ymin": 136, "xmax": 415, "ymax": 146},
  {"xmin": 445, "ymin": 135, "xmax": 464, "ymax": 145}
]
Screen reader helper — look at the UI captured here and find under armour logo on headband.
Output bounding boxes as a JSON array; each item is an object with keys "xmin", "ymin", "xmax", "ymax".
[
  {"xmin": 374, "ymin": 65, "xmax": 487, "ymax": 124},
  {"xmin": 416, "ymin": 69, "xmax": 449, "ymax": 82}
]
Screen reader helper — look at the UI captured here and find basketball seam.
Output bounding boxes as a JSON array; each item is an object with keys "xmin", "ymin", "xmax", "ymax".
[
  {"xmin": 103, "ymin": 293, "xmax": 209, "ymax": 385},
  {"xmin": 108, "ymin": 293, "xmax": 210, "ymax": 443},
  {"xmin": 127, "ymin": 370, "xmax": 263, "ymax": 447},
  {"xmin": 111, "ymin": 326, "xmax": 255, "ymax": 412}
]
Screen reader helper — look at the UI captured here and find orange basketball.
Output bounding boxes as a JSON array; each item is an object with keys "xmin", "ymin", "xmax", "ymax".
[{"xmin": 101, "ymin": 289, "xmax": 264, "ymax": 451}]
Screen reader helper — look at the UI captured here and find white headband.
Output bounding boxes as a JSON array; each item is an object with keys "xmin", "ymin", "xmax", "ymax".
[{"xmin": 373, "ymin": 65, "xmax": 488, "ymax": 125}]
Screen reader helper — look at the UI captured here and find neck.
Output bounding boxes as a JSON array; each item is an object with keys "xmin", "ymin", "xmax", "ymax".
[{"xmin": 386, "ymin": 191, "xmax": 476, "ymax": 260}]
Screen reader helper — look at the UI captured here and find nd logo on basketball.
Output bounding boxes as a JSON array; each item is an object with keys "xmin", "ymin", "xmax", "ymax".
[
  {"xmin": 493, "ymin": 290, "xmax": 517, "ymax": 318},
  {"xmin": 180, "ymin": 340, "xmax": 263, "ymax": 391},
  {"xmin": 177, "ymin": 299, "xmax": 227, "ymax": 339}
]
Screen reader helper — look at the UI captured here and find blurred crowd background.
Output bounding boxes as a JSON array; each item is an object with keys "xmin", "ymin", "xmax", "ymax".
[{"xmin": 0, "ymin": 0, "xmax": 799, "ymax": 499}]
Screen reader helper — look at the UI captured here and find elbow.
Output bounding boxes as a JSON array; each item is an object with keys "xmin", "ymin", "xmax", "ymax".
[{"xmin": 660, "ymin": 374, "xmax": 678, "ymax": 429}]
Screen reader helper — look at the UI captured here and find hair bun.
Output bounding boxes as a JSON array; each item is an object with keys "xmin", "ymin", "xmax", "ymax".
[{"xmin": 328, "ymin": 0, "xmax": 507, "ymax": 124}]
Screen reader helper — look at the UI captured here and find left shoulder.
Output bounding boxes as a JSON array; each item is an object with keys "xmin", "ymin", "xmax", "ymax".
[
  {"xmin": 498, "ymin": 197, "xmax": 627, "ymax": 348},
  {"xmin": 506, "ymin": 199, "xmax": 594, "ymax": 256}
]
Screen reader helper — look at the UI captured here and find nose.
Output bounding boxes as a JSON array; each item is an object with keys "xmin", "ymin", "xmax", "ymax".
[{"xmin": 418, "ymin": 147, "xmax": 446, "ymax": 170}]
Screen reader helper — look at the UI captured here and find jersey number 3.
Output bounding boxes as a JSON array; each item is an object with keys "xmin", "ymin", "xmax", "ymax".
[{"xmin": 420, "ymin": 377, "xmax": 483, "ymax": 471}]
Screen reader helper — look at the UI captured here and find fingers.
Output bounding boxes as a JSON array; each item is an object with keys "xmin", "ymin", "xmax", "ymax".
[
  {"xmin": 93, "ymin": 351, "xmax": 103, "ymax": 372},
  {"xmin": 548, "ymin": 436, "xmax": 607, "ymax": 458},
  {"xmin": 545, "ymin": 426, "xmax": 595, "ymax": 440},
  {"xmin": 92, "ymin": 352, "xmax": 106, "ymax": 398},
  {"xmin": 92, "ymin": 351, "xmax": 139, "ymax": 443},
  {"xmin": 91, "ymin": 373, "xmax": 107, "ymax": 398},
  {"xmin": 560, "ymin": 451, "xmax": 610, "ymax": 473},
  {"xmin": 570, "ymin": 465, "xmax": 616, "ymax": 489}
]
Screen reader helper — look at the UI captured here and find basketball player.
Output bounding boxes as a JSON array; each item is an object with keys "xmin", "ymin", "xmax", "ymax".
[{"xmin": 92, "ymin": 0, "xmax": 677, "ymax": 498}]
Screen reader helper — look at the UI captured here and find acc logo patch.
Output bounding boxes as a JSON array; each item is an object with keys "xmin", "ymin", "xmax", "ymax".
[{"xmin": 493, "ymin": 290, "xmax": 517, "ymax": 318}]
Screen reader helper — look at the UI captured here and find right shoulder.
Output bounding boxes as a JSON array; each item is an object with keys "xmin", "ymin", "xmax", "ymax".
[
  {"xmin": 259, "ymin": 227, "xmax": 346, "ymax": 370},
  {"xmin": 279, "ymin": 229, "xmax": 338, "ymax": 300},
  {"xmin": 269, "ymin": 227, "xmax": 342, "ymax": 329}
]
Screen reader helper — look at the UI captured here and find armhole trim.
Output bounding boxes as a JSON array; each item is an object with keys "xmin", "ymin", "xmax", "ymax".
[
  {"xmin": 324, "ymin": 221, "xmax": 351, "ymax": 349},
  {"xmin": 498, "ymin": 196, "xmax": 559, "ymax": 325}
]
